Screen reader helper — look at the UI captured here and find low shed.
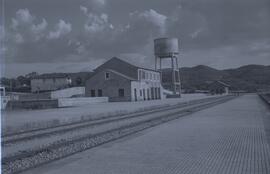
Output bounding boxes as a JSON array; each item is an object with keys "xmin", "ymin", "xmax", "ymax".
[{"xmin": 208, "ymin": 81, "xmax": 230, "ymax": 95}]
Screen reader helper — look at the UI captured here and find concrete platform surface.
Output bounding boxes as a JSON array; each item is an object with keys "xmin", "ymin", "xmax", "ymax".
[{"xmin": 22, "ymin": 94, "xmax": 270, "ymax": 174}]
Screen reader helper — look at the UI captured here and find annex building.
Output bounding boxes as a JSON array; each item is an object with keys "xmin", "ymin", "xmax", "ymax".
[{"xmin": 31, "ymin": 74, "xmax": 72, "ymax": 93}]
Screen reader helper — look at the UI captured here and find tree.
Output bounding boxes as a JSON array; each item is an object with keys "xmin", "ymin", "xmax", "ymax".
[
  {"xmin": 25, "ymin": 72, "xmax": 38, "ymax": 78},
  {"xmin": 75, "ymin": 77, "xmax": 82, "ymax": 86},
  {"xmin": 17, "ymin": 76, "xmax": 30, "ymax": 86}
]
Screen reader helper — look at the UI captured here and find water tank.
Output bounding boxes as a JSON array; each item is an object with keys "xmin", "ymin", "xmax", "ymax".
[{"xmin": 154, "ymin": 38, "xmax": 179, "ymax": 58}]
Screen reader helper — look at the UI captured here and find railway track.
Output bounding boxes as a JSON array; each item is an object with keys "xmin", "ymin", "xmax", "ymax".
[
  {"xmin": 2, "ymin": 96, "xmax": 222, "ymax": 145},
  {"xmin": 2, "ymin": 95, "xmax": 236, "ymax": 174},
  {"xmin": 258, "ymin": 93, "xmax": 270, "ymax": 106}
]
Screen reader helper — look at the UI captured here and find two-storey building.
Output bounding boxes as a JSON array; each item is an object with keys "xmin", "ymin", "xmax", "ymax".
[{"xmin": 85, "ymin": 57, "xmax": 163, "ymax": 102}]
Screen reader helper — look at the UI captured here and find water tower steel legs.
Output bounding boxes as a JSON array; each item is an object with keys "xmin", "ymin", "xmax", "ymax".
[
  {"xmin": 155, "ymin": 55, "xmax": 181, "ymax": 98},
  {"xmin": 175, "ymin": 56, "xmax": 181, "ymax": 97},
  {"xmin": 155, "ymin": 56, "xmax": 157, "ymax": 71},
  {"xmin": 159, "ymin": 58, "xmax": 162, "ymax": 83},
  {"xmin": 155, "ymin": 56, "xmax": 163, "ymax": 82},
  {"xmin": 171, "ymin": 57, "xmax": 176, "ymax": 94}
]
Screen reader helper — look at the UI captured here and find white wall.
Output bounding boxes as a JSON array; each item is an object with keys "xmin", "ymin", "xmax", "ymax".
[
  {"xmin": 1, "ymin": 96, "xmax": 10, "ymax": 110},
  {"xmin": 58, "ymin": 97, "xmax": 108, "ymax": 107},
  {"xmin": 131, "ymin": 81, "xmax": 163, "ymax": 101},
  {"xmin": 51, "ymin": 87, "xmax": 85, "ymax": 99},
  {"xmin": 31, "ymin": 78, "xmax": 70, "ymax": 92},
  {"xmin": 138, "ymin": 69, "xmax": 160, "ymax": 83},
  {"xmin": 225, "ymin": 87, "xmax": 229, "ymax": 95}
]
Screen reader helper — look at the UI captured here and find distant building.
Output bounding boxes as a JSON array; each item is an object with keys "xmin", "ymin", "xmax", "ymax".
[
  {"xmin": 85, "ymin": 57, "xmax": 163, "ymax": 102},
  {"xmin": 31, "ymin": 74, "xmax": 72, "ymax": 93},
  {"xmin": 208, "ymin": 81, "xmax": 230, "ymax": 95}
]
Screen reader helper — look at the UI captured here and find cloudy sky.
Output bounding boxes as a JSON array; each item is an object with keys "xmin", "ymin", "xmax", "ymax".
[{"xmin": 1, "ymin": 0, "xmax": 270, "ymax": 77}]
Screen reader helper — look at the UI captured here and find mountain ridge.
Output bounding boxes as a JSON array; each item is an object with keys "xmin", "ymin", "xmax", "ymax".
[
  {"xmin": 176, "ymin": 64, "xmax": 270, "ymax": 92},
  {"xmin": 1, "ymin": 64, "xmax": 269, "ymax": 92}
]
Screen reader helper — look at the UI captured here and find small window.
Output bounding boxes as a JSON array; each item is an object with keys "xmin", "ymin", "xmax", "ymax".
[
  {"xmin": 0, "ymin": 88, "xmax": 4, "ymax": 96},
  {"xmin": 142, "ymin": 71, "xmax": 145, "ymax": 79},
  {"xmin": 154, "ymin": 88, "xmax": 158, "ymax": 99},
  {"xmin": 98, "ymin": 89, "xmax": 102, "ymax": 97},
  {"xmin": 134, "ymin": 89, "xmax": 137, "ymax": 101},
  {"xmin": 105, "ymin": 72, "xmax": 110, "ymax": 80},
  {"xmin": 143, "ymin": 89, "xmax": 146, "ymax": 100},
  {"xmin": 119, "ymin": 88, "xmax": 124, "ymax": 97},
  {"xmin": 91, "ymin": 90, "xmax": 96, "ymax": 97},
  {"xmin": 147, "ymin": 89, "xmax": 150, "ymax": 100},
  {"xmin": 151, "ymin": 88, "xmax": 154, "ymax": 99}
]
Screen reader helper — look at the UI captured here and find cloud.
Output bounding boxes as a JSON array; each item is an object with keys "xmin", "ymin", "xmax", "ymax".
[
  {"xmin": 80, "ymin": 6, "xmax": 111, "ymax": 33},
  {"xmin": 84, "ymin": 13, "xmax": 109, "ymax": 33},
  {"xmin": 3, "ymin": 0, "xmax": 270, "ymax": 75},
  {"xmin": 5, "ymin": 9, "xmax": 77, "ymax": 63},
  {"xmin": 111, "ymin": 9, "xmax": 167, "ymax": 52},
  {"xmin": 0, "ymin": 25, "xmax": 7, "ymax": 57},
  {"xmin": 11, "ymin": 9, "xmax": 34, "ymax": 29},
  {"xmin": 10, "ymin": 8, "xmax": 48, "ymax": 42},
  {"xmin": 48, "ymin": 19, "xmax": 72, "ymax": 39},
  {"xmin": 136, "ymin": 9, "xmax": 167, "ymax": 34},
  {"xmin": 80, "ymin": 5, "xmax": 88, "ymax": 15},
  {"xmin": 92, "ymin": 0, "xmax": 106, "ymax": 6},
  {"xmin": 171, "ymin": 0, "xmax": 270, "ymax": 50},
  {"xmin": 0, "ymin": 25, "xmax": 4, "ymax": 42},
  {"xmin": 190, "ymin": 28, "xmax": 204, "ymax": 39},
  {"xmin": 82, "ymin": 0, "xmax": 107, "ymax": 13},
  {"xmin": 14, "ymin": 33, "xmax": 24, "ymax": 43},
  {"xmin": 31, "ymin": 19, "xmax": 48, "ymax": 36},
  {"xmin": 72, "ymin": 8, "xmax": 168, "ymax": 62}
]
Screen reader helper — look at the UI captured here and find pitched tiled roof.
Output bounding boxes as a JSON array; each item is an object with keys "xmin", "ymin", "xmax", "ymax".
[
  {"xmin": 105, "ymin": 69, "xmax": 137, "ymax": 81},
  {"xmin": 208, "ymin": 80, "xmax": 230, "ymax": 87},
  {"xmin": 94, "ymin": 57, "xmax": 159, "ymax": 80},
  {"xmin": 31, "ymin": 73, "xmax": 69, "ymax": 79},
  {"xmin": 217, "ymin": 81, "xmax": 230, "ymax": 87}
]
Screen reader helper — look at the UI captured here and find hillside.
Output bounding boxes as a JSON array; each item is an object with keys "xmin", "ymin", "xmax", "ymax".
[
  {"xmin": 1, "ymin": 64, "xmax": 269, "ymax": 93},
  {"xmin": 162, "ymin": 64, "xmax": 270, "ymax": 92}
]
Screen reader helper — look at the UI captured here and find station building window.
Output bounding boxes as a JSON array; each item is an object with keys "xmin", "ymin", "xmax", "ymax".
[
  {"xmin": 105, "ymin": 72, "xmax": 110, "ymax": 80},
  {"xmin": 143, "ymin": 89, "xmax": 146, "ymax": 100},
  {"xmin": 139, "ymin": 70, "xmax": 142, "ymax": 80},
  {"xmin": 142, "ymin": 71, "xmax": 145, "ymax": 79},
  {"xmin": 98, "ymin": 89, "xmax": 102, "ymax": 97},
  {"xmin": 154, "ymin": 88, "xmax": 158, "ymax": 99},
  {"xmin": 151, "ymin": 87, "xmax": 154, "ymax": 100},
  {"xmin": 91, "ymin": 89, "xmax": 96, "ymax": 97},
  {"xmin": 134, "ymin": 89, "xmax": 137, "ymax": 101},
  {"xmin": 119, "ymin": 88, "xmax": 125, "ymax": 97}
]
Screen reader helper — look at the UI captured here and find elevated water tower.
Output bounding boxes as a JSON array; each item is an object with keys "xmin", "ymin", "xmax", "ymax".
[{"xmin": 154, "ymin": 38, "xmax": 181, "ymax": 97}]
